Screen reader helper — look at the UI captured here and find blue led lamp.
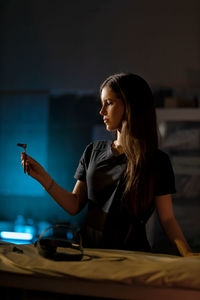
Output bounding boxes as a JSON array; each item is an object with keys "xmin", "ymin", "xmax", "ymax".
[{"xmin": 35, "ymin": 224, "xmax": 83, "ymax": 261}]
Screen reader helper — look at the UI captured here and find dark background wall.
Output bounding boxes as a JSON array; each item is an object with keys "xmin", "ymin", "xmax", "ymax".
[
  {"xmin": 0, "ymin": 0, "xmax": 200, "ymax": 247},
  {"xmin": 1, "ymin": 0, "xmax": 200, "ymax": 91}
]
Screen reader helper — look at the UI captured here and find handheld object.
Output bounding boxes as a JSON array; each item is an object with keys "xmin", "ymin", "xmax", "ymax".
[{"xmin": 17, "ymin": 143, "xmax": 27, "ymax": 173}]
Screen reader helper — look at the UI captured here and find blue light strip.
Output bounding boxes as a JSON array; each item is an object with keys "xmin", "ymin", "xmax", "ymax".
[{"xmin": 0, "ymin": 231, "xmax": 33, "ymax": 241}]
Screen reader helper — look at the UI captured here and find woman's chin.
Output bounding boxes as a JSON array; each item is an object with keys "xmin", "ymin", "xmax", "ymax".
[{"xmin": 106, "ymin": 125, "xmax": 117, "ymax": 132}]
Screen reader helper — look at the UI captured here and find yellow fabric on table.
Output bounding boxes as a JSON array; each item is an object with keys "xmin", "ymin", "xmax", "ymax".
[{"xmin": 0, "ymin": 242, "xmax": 200, "ymax": 290}]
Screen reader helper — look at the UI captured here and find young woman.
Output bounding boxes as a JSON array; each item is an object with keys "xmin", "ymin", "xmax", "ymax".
[{"xmin": 21, "ymin": 73, "xmax": 199, "ymax": 256}]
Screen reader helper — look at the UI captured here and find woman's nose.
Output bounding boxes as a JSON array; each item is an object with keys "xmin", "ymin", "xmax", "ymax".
[{"xmin": 99, "ymin": 105, "xmax": 106, "ymax": 116}]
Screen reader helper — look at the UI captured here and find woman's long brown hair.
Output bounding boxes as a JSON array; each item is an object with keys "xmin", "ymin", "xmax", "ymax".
[{"xmin": 100, "ymin": 73, "xmax": 158, "ymax": 218}]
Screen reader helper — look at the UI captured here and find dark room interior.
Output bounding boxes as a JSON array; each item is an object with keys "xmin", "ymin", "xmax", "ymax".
[{"xmin": 0, "ymin": 0, "xmax": 200, "ymax": 299}]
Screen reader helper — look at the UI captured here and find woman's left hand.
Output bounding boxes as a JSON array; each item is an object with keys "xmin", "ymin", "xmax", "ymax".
[{"xmin": 183, "ymin": 251, "xmax": 200, "ymax": 257}]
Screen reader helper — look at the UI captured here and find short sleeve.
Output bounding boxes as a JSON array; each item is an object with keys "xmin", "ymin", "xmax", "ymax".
[
  {"xmin": 154, "ymin": 151, "xmax": 176, "ymax": 196},
  {"xmin": 74, "ymin": 143, "xmax": 93, "ymax": 182}
]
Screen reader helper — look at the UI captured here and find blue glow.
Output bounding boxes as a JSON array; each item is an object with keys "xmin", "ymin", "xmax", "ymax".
[
  {"xmin": 14, "ymin": 225, "xmax": 36, "ymax": 235},
  {"xmin": 0, "ymin": 239, "xmax": 32, "ymax": 245},
  {"xmin": 66, "ymin": 231, "xmax": 73, "ymax": 240},
  {"xmin": 0, "ymin": 97, "xmax": 48, "ymax": 196},
  {"xmin": 0, "ymin": 231, "xmax": 33, "ymax": 240}
]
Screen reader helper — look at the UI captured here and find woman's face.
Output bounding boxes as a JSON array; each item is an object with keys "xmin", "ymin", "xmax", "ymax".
[{"xmin": 100, "ymin": 86, "xmax": 125, "ymax": 132}]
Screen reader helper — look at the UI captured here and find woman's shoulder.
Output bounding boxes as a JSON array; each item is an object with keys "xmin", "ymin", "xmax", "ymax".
[
  {"xmin": 154, "ymin": 149, "xmax": 176, "ymax": 194},
  {"xmin": 81, "ymin": 140, "xmax": 112, "ymax": 163},
  {"xmin": 86, "ymin": 140, "xmax": 112, "ymax": 152},
  {"xmin": 156, "ymin": 149, "xmax": 171, "ymax": 161},
  {"xmin": 154, "ymin": 149, "xmax": 173, "ymax": 170}
]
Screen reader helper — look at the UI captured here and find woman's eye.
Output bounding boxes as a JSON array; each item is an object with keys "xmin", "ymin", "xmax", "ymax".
[{"xmin": 106, "ymin": 101, "xmax": 112, "ymax": 105}]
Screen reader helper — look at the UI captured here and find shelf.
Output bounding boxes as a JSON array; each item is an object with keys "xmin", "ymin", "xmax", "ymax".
[{"xmin": 156, "ymin": 108, "xmax": 200, "ymax": 122}]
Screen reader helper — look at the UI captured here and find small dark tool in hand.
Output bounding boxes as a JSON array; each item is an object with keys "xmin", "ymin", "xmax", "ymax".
[{"xmin": 17, "ymin": 143, "xmax": 28, "ymax": 174}]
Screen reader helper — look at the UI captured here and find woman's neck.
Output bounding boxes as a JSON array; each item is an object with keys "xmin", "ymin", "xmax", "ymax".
[
  {"xmin": 112, "ymin": 130, "xmax": 124, "ymax": 155},
  {"xmin": 115, "ymin": 130, "xmax": 123, "ymax": 146}
]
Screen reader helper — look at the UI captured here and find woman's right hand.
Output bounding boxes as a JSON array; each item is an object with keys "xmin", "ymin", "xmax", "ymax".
[{"xmin": 21, "ymin": 152, "xmax": 47, "ymax": 183}]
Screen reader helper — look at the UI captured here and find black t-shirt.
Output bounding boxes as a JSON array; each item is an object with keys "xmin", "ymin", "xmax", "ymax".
[{"xmin": 74, "ymin": 140, "xmax": 176, "ymax": 251}]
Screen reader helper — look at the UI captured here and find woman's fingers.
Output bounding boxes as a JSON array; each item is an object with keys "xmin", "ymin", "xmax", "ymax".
[
  {"xmin": 20, "ymin": 152, "xmax": 45, "ymax": 181},
  {"xmin": 187, "ymin": 252, "xmax": 200, "ymax": 257},
  {"xmin": 21, "ymin": 152, "xmax": 43, "ymax": 177},
  {"xmin": 21, "ymin": 152, "xmax": 26, "ymax": 161},
  {"xmin": 25, "ymin": 160, "xmax": 30, "ymax": 174},
  {"xmin": 22, "ymin": 157, "xmax": 29, "ymax": 174},
  {"xmin": 21, "ymin": 152, "xmax": 38, "ymax": 165},
  {"xmin": 21, "ymin": 152, "xmax": 31, "ymax": 174},
  {"xmin": 21, "ymin": 152, "xmax": 26, "ymax": 173}
]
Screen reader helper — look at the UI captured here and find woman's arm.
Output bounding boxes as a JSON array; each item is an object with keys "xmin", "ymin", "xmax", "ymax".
[
  {"xmin": 21, "ymin": 153, "xmax": 88, "ymax": 216},
  {"xmin": 155, "ymin": 194, "xmax": 200, "ymax": 257},
  {"xmin": 44, "ymin": 178, "xmax": 88, "ymax": 216}
]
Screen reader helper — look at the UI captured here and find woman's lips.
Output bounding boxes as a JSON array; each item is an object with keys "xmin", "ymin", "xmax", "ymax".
[{"xmin": 103, "ymin": 118, "xmax": 109, "ymax": 124}]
